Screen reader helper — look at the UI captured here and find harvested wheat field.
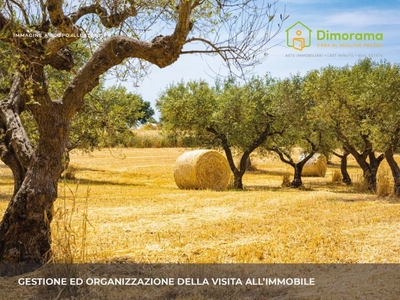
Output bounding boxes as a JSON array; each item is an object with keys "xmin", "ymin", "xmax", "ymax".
[
  {"xmin": 0, "ymin": 148, "xmax": 399, "ymax": 263},
  {"xmin": 0, "ymin": 148, "xmax": 399, "ymax": 299}
]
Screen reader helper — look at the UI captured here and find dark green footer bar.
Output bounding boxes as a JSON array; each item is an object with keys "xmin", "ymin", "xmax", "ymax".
[{"xmin": 1, "ymin": 264, "xmax": 399, "ymax": 299}]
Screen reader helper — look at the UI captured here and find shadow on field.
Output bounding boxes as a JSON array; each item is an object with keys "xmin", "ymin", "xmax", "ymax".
[
  {"xmin": 251, "ymin": 163, "xmax": 360, "ymax": 177},
  {"xmin": 331, "ymin": 196, "xmax": 377, "ymax": 202},
  {"xmin": 0, "ymin": 164, "xmax": 13, "ymax": 181},
  {"xmin": 328, "ymin": 163, "xmax": 360, "ymax": 170},
  {"xmin": 244, "ymin": 185, "xmax": 285, "ymax": 192},
  {"xmin": 60, "ymin": 178, "xmax": 146, "ymax": 187},
  {"xmin": 248, "ymin": 169, "xmax": 287, "ymax": 176},
  {"xmin": 244, "ymin": 181, "xmax": 381, "ymax": 201},
  {"xmin": 0, "ymin": 193, "xmax": 12, "ymax": 202},
  {"xmin": 68, "ymin": 166, "xmax": 106, "ymax": 173}
]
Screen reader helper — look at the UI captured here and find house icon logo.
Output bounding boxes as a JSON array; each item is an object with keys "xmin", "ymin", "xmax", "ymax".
[{"xmin": 286, "ymin": 21, "xmax": 312, "ymax": 51}]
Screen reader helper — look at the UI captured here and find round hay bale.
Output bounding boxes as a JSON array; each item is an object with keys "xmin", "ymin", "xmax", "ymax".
[
  {"xmin": 174, "ymin": 150, "xmax": 231, "ymax": 190},
  {"xmin": 301, "ymin": 153, "xmax": 327, "ymax": 177}
]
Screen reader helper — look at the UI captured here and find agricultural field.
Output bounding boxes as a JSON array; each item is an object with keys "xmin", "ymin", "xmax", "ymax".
[{"xmin": 1, "ymin": 147, "xmax": 398, "ymax": 265}]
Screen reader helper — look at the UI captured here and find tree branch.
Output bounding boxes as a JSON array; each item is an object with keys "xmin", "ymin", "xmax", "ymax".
[
  {"xmin": 184, "ymin": 37, "xmax": 229, "ymax": 61},
  {"xmin": 39, "ymin": 0, "xmax": 48, "ymax": 27},
  {"xmin": 45, "ymin": 0, "xmax": 81, "ymax": 55},
  {"xmin": 62, "ymin": 1, "xmax": 194, "ymax": 118},
  {"xmin": 70, "ymin": 4, "xmax": 138, "ymax": 28},
  {"xmin": 9, "ymin": 0, "xmax": 30, "ymax": 26},
  {"xmin": 46, "ymin": 0, "xmax": 80, "ymax": 34},
  {"xmin": 0, "ymin": 75, "xmax": 33, "ymax": 170},
  {"xmin": 206, "ymin": 126, "xmax": 238, "ymax": 173},
  {"xmin": 297, "ymin": 150, "xmax": 316, "ymax": 169},
  {"xmin": 269, "ymin": 147, "xmax": 295, "ymax": 167},
  {"xmin": 172, "ymin": 0, "xmax": 193, "ymax": 45},
  {"xmin": 184, "ymin": 1, "xmax": 288, "ymax": 76},
  {"xmin": 332, "ymin": 149, "xmax": 349, "ymax": 159},
  {"xmin": 248, "ymin": 123, "xmax": 276, "ymax": 153}
]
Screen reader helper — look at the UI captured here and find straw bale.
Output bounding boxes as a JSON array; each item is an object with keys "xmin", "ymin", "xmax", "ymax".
[
  {"xmin": 301, "ymin": 153, "xmax": 327, "ymax": 177},
  {"xmin": 174, "ymin": 150, "xmax": 231, "ymax": 190}
]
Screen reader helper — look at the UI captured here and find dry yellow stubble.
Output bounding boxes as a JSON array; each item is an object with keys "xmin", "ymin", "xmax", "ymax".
[{"xmin": 0, "ymin": 148, "xmax": 399, "ymax": 265}]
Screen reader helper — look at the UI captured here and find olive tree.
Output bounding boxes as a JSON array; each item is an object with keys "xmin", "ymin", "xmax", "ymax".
[
  {"xmin": 157, "ymin": 76, "xmax": 287, "ymax": 189},
  {"xmin": 69, "ymin": 85, "xmax": 154, "ymax": 150},
  {"xmin": 267, "ymin": 74, "xmax": 335, "ymax": 188},
  {"xmin": 362, "ymin": 60, "xmax": 400, "ymax": 196},
  {"xmin": 304, "ymin": 60, "xmax": 385, "ymax": 192},
  {"xmin": 0, "ymin": 0, "xmax": 287, "ymax": 265}
]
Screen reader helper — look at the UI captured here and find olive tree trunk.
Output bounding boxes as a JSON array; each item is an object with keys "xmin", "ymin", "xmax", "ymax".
[
  {"xmin": 271, "ymin": 147, "xmax": 317, "ymax": 189},
  {"xmin": 385, "ymin": 148, "xmax": 400, "ymax": 197},
  {"xmin": 341, "ymin": 134, "xmax": 384, "ymax": 192},
  {"xmin": 340, "ymin": 151, "xmax": 352, "ymax": 185},
  {"xmin": 207, "ymin": 123, "xmax": 278, "ymax": 190},
  {"xmin": 0, "ymin": 0, "xmax": 195, "ymax": 267},
  {"xmin": 0, "ymin": 103, "xmax": 69, "ymax": 264},
  {"xmin": 291, "ymin": 163, "xmax": 305, "ymax": 188},
  {"xmin": 290, "ymin": 153, "xmax": 318, "ymax": 188},
  {"xmin": 350, "ymin": 150, "xmax": 384, "ymax": 192},
  {"xmin": 332, "ymin": 150, "xmax": 352, "ymax": 185}
]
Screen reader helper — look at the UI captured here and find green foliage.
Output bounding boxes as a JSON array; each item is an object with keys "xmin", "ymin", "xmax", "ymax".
[
  {"xmin": 363, "ymin": 60, "xmax": 400, "ymax": 151},
  {"xmin": 304, "ymin": 63, "xmax": 363, "ymax": 151},
  {"xmin": 267, "ymin": 73, "xmax": 337, "ymax": 159},
  {"xmin": 17, "ymin": 84, "xmax": 154, "ymax": 150},
  {"xmin": 70, "ymin": 85, "xmax": 154, "ymax": 150},
  {"xmin": 157, "ymin": 75, "xmax": 285, "ymax": 152},
  {"xmin": 304, "ymin": 58, "xmax": 400, "ymax": 154},
  {"xmin": 2, "ymin": 36, "xmax": 153, "ymax": 150},
  {"xmin": 213, "ymin": 76, "xmax": 282, "ymax": 150},
  {"xmin": 157, "ymin": 75, "xmax": 288, "ymax": 189},
  {"xmin": 157, "ymin": 80, "xmax": 217, "ymax": 146},
  {"xmin": 45, "ymin": 41, "xmax": 92, "ymax": 99},
  {"xmin": 302, "ymin": 58, "xmax": 400, "ymax": 193}
]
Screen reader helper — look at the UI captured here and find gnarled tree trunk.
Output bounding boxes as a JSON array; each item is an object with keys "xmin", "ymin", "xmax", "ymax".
[
  {"xmin": 231, "ymin": 154, "xmax": 251, "ymax": 190},
  {"xmin": 342, "ymin": 135, "xmax": 384, "ymax": 192},
  {"xmin": 207, "ymin": 122, "xmax": 278, "ymax": 190},
  {"xmin": 352, "ymin": 151, "xmax": 384, "ymax": 192},
  {"xmin": 291, "ymin": 163, "xmax": 305, "ymax": 188},
  {"xmin": 0, "ymin": 103, "xmax": 69, "ymax": 264},
  {"xmin": 385, "ymin": 148, "xmax": 400, "ymax": 197},
  {"xmin": 271, "ymin": 147, "xmax": 317, "ymax": 189},
  {"xmin": 340, "ymin": 151, "xmax": 352, "ymax": 185},
  {"xmin": 332, "ymin": 150, "xmax": 352, "ymax": 185},
  {"xmin": 0, "ymin": 77, "xmax": 33, "ymax": 196},
  {"xmin": 0, "ymin": 0, "xmax": 195, "ymax": 267},
  {"xmin": 290, "ymin": 152, "xmax": 318, "ymax": 188}
]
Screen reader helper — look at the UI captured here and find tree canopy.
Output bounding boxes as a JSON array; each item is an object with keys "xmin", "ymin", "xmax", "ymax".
[
  {"xmin": 70, "ymin": 85, "xmax": 154, "ymax": 150},
  {"xmin": 157, "ymin": 75, "xmax": 288, "ymax": 189},
  {"xmin": 302, "ymin": 59, "xmax": 400, "ymax": 192},
  {"xmin": 158, "ymin": 58, "xmax": 400, "ymax": 193},
  {"xmin": 265, "ymin": 74, "xmax": 334, "ymax": 187}
]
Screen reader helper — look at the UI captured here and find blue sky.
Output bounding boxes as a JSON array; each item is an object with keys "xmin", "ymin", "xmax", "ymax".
[{"xmin": 123, "ymin": 0, "xmax": 400, "ymax": 118}]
